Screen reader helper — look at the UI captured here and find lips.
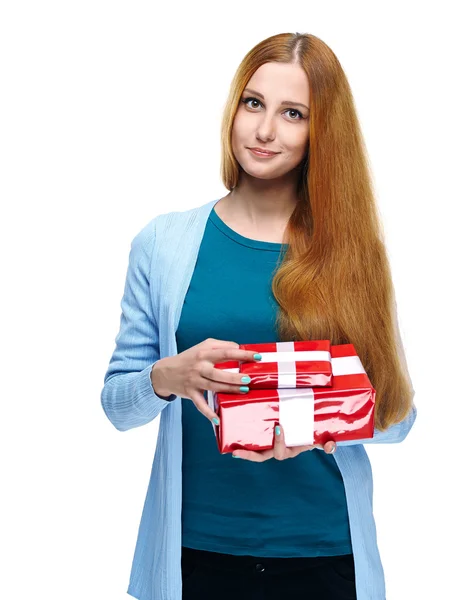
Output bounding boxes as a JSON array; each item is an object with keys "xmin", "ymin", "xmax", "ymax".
[{"xmin": 249, "ymin": 147, "xmax": 278, "ymax": 155}]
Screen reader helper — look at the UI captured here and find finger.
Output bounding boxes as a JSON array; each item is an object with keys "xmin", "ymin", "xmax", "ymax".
[
  {"xmin": 205, "ymin": 347, "xmax": 261, "ymax": 366},
  {"xmin": 273, "ymin": 423, "xmax": 287, "ymax": 461},
  {"xmin": 190, "ymin": 392, "xmax": 220, "ymax": 425},
  {"xmin": 324, "ymin": 441, "xmax": 337, "ymax": 454},
  {"xmin": 201, "ymin": 349, "xmax": 261, "ymax": 390},
  {"xmin": 232, "ymin": 449, "xmax": 273, "ymax": 462},
  {"xmin": 206, "ymin": 339, "xmax": 240, "ymax": 350},
  {"xmin": 200, "ymin": 368, "xmax": 250, "ymax": 392}
]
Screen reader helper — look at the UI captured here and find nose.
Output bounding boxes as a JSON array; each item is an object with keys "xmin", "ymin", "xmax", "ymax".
[{"xmin": 255, "ymin": 113, "xmax": 276, "ymax": 142}]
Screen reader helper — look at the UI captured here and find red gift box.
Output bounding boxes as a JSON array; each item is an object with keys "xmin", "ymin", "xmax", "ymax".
[
  {"xmin": 207, "ymin": 344, "xmax": 375, "ymax": 454},
  {"xmin": 239, "ymin": 340, "xmax": 332, "ymax": 388}
]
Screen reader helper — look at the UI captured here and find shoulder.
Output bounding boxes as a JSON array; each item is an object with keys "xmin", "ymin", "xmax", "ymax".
[{"xmin": 130, "ymin": 201, "xmax": 214, "ymax": 255}]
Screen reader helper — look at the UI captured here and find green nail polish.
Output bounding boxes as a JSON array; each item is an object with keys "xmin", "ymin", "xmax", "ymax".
[
  {"xmin": 253, "ymin": 353, "xmax": 262, "ymax": 360},
  {"xmin": 241, "ymin": 375, "xmax": 251, "ymax": 383},
  {"xmin": 239, "ymin": 386, "xmax": 249, "ymax": 392},
  {"xmin": 275, "ymin": 426, "xmax": 281, "ymax": 436},
  {"xmin": 212, "ymin": 417, "xmax": 220, "ymax": 425}
]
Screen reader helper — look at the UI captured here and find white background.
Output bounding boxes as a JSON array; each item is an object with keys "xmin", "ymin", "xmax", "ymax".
[{"xmin": 1, "ymin": 1, "xmax": 471, "ymax": 599}]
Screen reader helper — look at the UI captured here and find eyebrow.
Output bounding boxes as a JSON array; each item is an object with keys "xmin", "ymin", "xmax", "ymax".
[{"xmin": 243, "ymin": 88, "xmax": 309, "ymax": 112}]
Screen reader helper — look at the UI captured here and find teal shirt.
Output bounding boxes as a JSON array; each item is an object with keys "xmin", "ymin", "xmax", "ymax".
[{"xmin": 177, "ymin": 207, "xmax": 353, "ymax": 557}]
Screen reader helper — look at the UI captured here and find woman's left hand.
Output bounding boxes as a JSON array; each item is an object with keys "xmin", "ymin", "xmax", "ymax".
[{"xmin": 231, "ymin": 423, "xmax": 336, "ymax": 462}]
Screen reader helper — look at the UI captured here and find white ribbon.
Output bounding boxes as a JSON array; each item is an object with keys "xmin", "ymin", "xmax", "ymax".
[
  {"xmin": 331, "ymin": 355, "xmax": 365, "ymax": 376},
  {"xmin": 278, "ymin": 388, "xmax": 316, "ymax": 446},
  {"xmin": 253, "ymin": 341, "xmax": 331, "ymax": 388}
]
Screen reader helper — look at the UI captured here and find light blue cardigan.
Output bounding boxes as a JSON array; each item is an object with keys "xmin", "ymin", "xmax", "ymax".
[{"xmin": 101, "ymin": 198, "xmax": 417, "ymax": 600}]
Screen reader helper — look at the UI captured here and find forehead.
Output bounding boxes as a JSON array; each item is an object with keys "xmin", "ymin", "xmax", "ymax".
[{"xmin": 245, "ymin": 62, "xmax": 310, "ymax": 104}]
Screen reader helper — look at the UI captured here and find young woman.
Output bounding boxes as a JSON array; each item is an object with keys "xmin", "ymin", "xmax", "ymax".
[{"xmin": 101, "ymin": 32, "xmax": 416, "ymax": 600}]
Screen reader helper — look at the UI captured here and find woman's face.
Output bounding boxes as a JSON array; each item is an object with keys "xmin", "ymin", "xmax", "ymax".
[{"xmin": 231, "ymin": 61, "xmax": 310, "ymax": 181}]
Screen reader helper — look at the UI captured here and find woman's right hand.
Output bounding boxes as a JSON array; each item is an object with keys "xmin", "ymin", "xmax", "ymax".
[{"xmin": 151, "ymin": 338, "xmax": 261, "ymax": 423}]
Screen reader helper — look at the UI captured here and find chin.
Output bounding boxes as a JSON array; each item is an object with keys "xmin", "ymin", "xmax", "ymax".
[{"xmin": 241, "ymin": 165, "xmax": 279, "ymax": 179}]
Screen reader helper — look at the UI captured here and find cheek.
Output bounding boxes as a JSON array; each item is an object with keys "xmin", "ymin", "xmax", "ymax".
[
  {"xmin": 278, "ymin": 123, "xmax": 307, "ymax": 147},
  {"xmin": 286, "ymin": 134, "xmax": 309, "ymax": 158},
  {"xmin": 232, "ymin": 111, "xmax": 252, "ymax": 137},
  {"xmin": 231, "ymin": 116, "xmax": 245, "ymax": 145}
]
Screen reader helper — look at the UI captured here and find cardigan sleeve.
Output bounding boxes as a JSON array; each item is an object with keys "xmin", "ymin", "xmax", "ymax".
[
  {"xmin": 100, "ymin": 218, "xmax": 176, "ymax": 432},
  {"xmin": 336, "ymin": 289, "xmax": 417, "ymax": 446}
]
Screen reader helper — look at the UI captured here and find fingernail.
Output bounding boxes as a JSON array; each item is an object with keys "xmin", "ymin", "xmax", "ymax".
[
  {"xmin": 275, "ymin": 426, "xmax": 281, "ymax": 436},
  {"xmin": 232, "ymin": 454, "xmax": 242, "ymax": 459},
  {"xmin": 253, "ymin": 353, "xmax": 262, "ymax": 360},
  {"xmin": 329, "ymin": 445, "xmax": 336, "ymax": 454},
  {"xmin": 241, "ymin": 375, "xmax": 251, "ymax": 384},
  {"xmin": 212, "ymin": 417, "xmax": 220, "ymax": 426}
]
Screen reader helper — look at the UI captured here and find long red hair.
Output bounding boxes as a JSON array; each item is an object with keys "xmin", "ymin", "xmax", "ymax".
[{"xmin": 220, "ymin": 32, "xmax": 414, "ymax": 431}]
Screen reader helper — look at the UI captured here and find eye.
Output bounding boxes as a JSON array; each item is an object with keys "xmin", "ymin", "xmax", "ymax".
[{"xmin": 241, "ymin": 97, "xmax": 304, "ymax": 120}]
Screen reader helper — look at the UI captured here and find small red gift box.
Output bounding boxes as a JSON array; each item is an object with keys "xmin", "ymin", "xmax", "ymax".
[
  {"xmin": 238, "ymin": 340, "xmax": 333, "ymax": 389},
  {"xmin": 207, "ymin": 344, "xmax": 375, "ymax": 454}
]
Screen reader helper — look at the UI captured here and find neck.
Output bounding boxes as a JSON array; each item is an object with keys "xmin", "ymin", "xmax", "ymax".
[{"xmin": 224, "ymin": 173, "xmax": 300, "ymax": 225}]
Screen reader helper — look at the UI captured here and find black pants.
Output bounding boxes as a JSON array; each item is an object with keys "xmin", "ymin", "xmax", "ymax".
[{"xmin": 181, "ymin": 546, "xmax": 357, "ymax": 600}]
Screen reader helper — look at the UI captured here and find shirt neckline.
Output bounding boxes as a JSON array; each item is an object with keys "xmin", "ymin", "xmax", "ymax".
[{"xmin": 209, "ymin": 205, "xmax": 289, "ymax": 252}]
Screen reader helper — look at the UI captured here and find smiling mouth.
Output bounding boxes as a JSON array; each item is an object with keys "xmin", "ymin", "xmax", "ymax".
[{"xmin": 248, "ymin": 148, "xmax": 279, "ymax": 157}]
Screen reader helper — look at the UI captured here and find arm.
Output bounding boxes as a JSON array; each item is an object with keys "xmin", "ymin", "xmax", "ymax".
[
  {"xmin": 337, "ymin": 290, "xmax": 417, "ymax": 446},
  {"xmin": 100, "ymin": 218, "xmax": 176, "ymax": 432}
]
